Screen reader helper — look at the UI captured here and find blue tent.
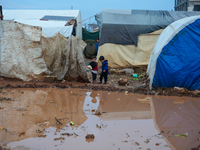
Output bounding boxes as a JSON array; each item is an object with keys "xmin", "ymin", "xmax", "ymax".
[{"xmin": 148, "ymin": 16, "xmax": 200, "ymax": 90}]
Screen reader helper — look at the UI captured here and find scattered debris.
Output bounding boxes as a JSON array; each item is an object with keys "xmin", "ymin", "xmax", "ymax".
[
  {"xmin": 19, "ymin": 132, "xmax": 25, "ymax": 136},
  {"xmin": 118, "ymin": 78, "xmax": 128, "ymax": 86},
  {"xmin": 61, "ymin": 133, "xmax": 73, "ymax": 136},
  {"xmin": 134, "ymin": 142, "xmax": 140, "ymax": 146},
  {"xmin": 175, "ymin": 134, "xmax": 187, "ymax": 138},
  {"xmin": 0, "ymin": 97, "xmax": 14, "ymax": 101},
  {"xmin": 117, "ymin": 70, "xmax": 126, "ymax": 75},
  {"xmin": 36, "ymin": 130, "xmax": 43, "ymax": 133},
  {"xmin": 74, "ymin": 132, "xmax": 79, "ymax": 136},
  {"xmin": 38, "ymin": 134, "xmax": 47, "ymax": 138},
  {"xmin": 193, "ymin": 90, "xmax": 200, "ymax": 96},
  {"xmin": 95, "ymin": 110, "xmax": 102, "ymax": 115},
  {"xmin": 174, "ymin": 87, "xmax": 188, "ymax": 94},
  {"xmin": 126, "ymin": 133, "xmax": 130, "ymax": 138},
  {"xmin": 0, "ymin": 127, "xmax": 7, "ymax": 131},
  {"xmin": 55, "ymin": 117, "xmax": 62, "ymax": 125},
  {"xmin": 85, "ymin": 134, "xmax": 95, "ymax": 139},
  {"xmin": 45, "ymin": 121, "xmax": 50, "ymax": 126},
  {"xmin": 54, "ymin": 137, "xmax": 65, "ymax": 141},
  {"xmin": 155, "ymin": 143, "xmax": 160, "ymax": 146},
  {"xmin": 0, "ymin": 106, "xmax": 4, "ymax": 109},
  {"xmin": 61, "ymin": 80, "xmax": 66, "ymax": 83},
  {"xmin": 144, "ymin": 139, "xmax": 150, "ymax": 144},
  {"xmin": 109, "ymin": 69, "xmax": 117, "ymax": 74},
  {"xmin": 70, "ymin": 121, "xmax": 75, "ymax": 126}
]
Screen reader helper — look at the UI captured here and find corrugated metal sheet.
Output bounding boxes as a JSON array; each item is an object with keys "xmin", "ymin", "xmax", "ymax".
[{"xmin": 41, "ymin": 15, "xmax": 75, "ymax": 21}]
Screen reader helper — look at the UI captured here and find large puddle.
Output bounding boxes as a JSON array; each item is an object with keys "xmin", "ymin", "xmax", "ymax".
[{"xmin": 0, "ymin": 88, "xmax": 199, "ymax": 150}]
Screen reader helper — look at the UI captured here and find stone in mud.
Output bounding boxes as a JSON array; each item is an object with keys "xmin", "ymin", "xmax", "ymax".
[
  {"xmin": 118, "ymin": 78, "xmax": 128, "ymax": 86},
  {"xmin": 85, "ymin": 134, "xmax": 95, "ymax": 139},
  {"xmin": 109, "ymin": 69, "xmax": 117, "ymax": 74},
  {"xmin": 134, "ymin": 142, "xmax": 140, "ymax": 146},
  {"xmin": 38, "ymin": 134, "xmax": 46, "ymax": 138},
  {"xmin": 149, "ymin": 90, "xmax": 156, "ymax": 95},
  {"xmin": 117, "ymin": 70, "xmax": 126, "ymax": 75},
  {"xmin": 155, "ymin": 143, "xmax": 160, "ymax": 146},
  {"xmin": 95, "ymin": 110, "xmax": 102, "ymax": 115},
  {"xmin": 192, "ymin": 90, "xmax": 200, "ymax": 96},
  {"xmin": 174, "ymin": 87, "xmax": 188, "ymax": 94},
  {"xmin": 122, "ymin": 68, "xmax": 134, "ymax": 74}
]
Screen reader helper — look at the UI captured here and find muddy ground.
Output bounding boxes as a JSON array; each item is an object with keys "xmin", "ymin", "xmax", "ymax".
[{"xmin": 0, "ymin": 67, "xmax": 199, "ymax": 98}]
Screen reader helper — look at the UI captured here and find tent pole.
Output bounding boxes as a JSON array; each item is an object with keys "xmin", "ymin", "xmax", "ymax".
[{"xmin": 0, "ymin": 6, "xmax": 3, "ymax": 20}]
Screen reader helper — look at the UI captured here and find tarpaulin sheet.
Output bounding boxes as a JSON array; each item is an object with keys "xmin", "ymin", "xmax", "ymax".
[
  {"xmin": 95, "ymin": 9, "xmax": 200, "ymax": 46},
  {"xmin": 82, "ymin": 28, "xmax": 99, "ymax": 58},
  {"xmin": 3, "ymin": 10, "xmax": 83, "ymax": 39},
  {"xmin": 0, "ymin": 21, "xmax": 88, "ymax": 81},
  {"xmin": 147, "ymin": 16, "xmax": 200, "ymax": 90},
  {"xmin": 97, "ymin": 29, "xmax": 163, "ymax": 68}
]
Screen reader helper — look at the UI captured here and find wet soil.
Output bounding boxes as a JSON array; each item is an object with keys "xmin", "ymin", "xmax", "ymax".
[
  {"xmin": 0, "ymin": 88, "xmax": 200, "ymax": 150},
  {"xmin": 0, "ymin": 76, "xmax": 199, "ymax": 98}
]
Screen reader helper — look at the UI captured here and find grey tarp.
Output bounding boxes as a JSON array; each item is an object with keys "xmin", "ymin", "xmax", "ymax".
[{"xmin": 95, "ymin": 9, "xmax": 200, "ymax": 46}]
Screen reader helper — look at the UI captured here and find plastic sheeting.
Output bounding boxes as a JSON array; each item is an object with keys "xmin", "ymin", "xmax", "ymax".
[
  {"xmin": 95, "ymin": 9, "xmax": 200, "ymax": 46},
  {"xmin": 0, "ymin": 21, "xmax": 88, "ymax": 81},
  {"xmin": 97, "ymin": 30, "xmax": 163, "ymax": 68},
  {"xmin": 42, "ymin": 34, "xmax": 88, "ymax": 81},
  {"xmin": 147, "ymin": 16, "xmax": 200, "ymax": 90},
  {"xmin": 82, "ymin": 28, "xmax": 99, "ymax": 58},
  {"xmin": 3, "ymin": 10, "xmax": 83, "ymax": 38}
]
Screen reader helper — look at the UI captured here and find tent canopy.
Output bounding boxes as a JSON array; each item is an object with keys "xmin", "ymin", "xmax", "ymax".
[
  {"xmin": 3, "ymin": 10, "xmax": 82, "ymax": 38},
  {"xmin": 147, "ymin": 15, "xmax": 200, "ymax": 90},
  {"xmin": 95, "ymin": 9, "xmax": 200, "ymax": 46}
]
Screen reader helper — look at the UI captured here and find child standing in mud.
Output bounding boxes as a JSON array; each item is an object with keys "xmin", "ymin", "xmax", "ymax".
[
  {"xmin": 89, "ymin": 56, "xmax": 98, "ymax": 83},
  {"xmin": 99, "ymin": 56, "xmax": 109, "ymax": 84}
]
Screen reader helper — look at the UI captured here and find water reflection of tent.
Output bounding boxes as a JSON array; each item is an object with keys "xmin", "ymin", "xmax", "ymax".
[
  {"xmin": 150, "ymin": 96, "xmax": 200, "ymax": 150},
  {"xmin": 0, "ymin": 89, "xmax": 87, "ymax": 143},
  {"xmin": 98, "ymin": 93, "xmax": 152, "ymax": 121}
]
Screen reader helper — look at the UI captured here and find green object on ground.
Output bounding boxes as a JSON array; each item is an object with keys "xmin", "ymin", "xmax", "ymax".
[
  {"xmin": 133, "ymin": 74, "xmax": 138, "ymax": 78},
  {"xmin": 70, "ymin": 121, "xmax": 75, "ymax": 126},
  {"xmin": 175, "ymin": 134, "xmax": 187, "ymax": 138}
]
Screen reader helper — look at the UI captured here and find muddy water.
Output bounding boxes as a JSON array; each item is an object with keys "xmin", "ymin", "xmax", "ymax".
[{"xmin": 0, "ymin": 88, "xmax": 199, "ymax": 150}]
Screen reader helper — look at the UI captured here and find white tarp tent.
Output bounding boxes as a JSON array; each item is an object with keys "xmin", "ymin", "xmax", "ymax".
[
  {"xmin": 3, "ymin": 10, "xmax": 82, "ymax": 38},
  {"xmin": 0, "ymin": 21, "xmax": 88, "ymax": 81}
]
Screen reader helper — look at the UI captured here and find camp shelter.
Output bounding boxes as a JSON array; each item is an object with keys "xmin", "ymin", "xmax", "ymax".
[
  {"xmin": 82, "ymin": 28, "xmax": 99, "ymax": 58},
  {"xmin": 0, "ymin": 21, "xmax": 88, "ymax": 81},
  {"xmin": 95, "ymin": 9, "xmax": 200, "ymax": 68},
  {"xmin": 148, "ymin": 15, "xmax": 200, "ymax": 90},
  {"xmin": 3, "ymin": 9, "xmax": 82, "ymax": 38}
]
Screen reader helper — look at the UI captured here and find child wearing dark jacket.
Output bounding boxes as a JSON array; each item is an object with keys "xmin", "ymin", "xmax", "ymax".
[
  {"xmin": 99, "ymin": 56, "xmax": 109, "ymax": 84},
  {"xmin": 89, "ymin": 56, "xmax": 98, "ymax": 83}
]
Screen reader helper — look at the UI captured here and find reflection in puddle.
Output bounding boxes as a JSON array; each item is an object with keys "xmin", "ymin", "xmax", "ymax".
[{"xmin": 0, "ymin": 88, "xmax": 199, "ymax": 150}]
